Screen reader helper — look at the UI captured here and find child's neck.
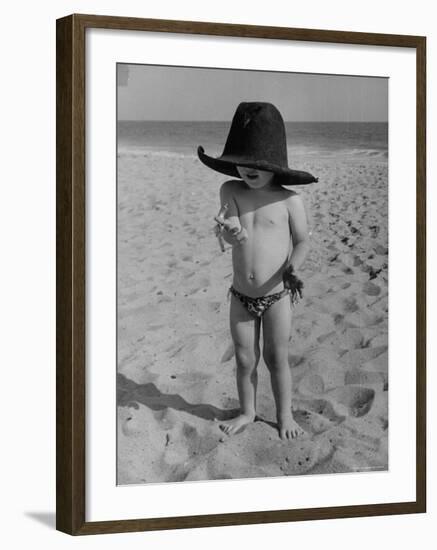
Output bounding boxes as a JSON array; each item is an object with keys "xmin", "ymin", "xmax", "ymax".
[{"xmin": 245, "ymin": 181, "xmax": 277, "ymax": 193}]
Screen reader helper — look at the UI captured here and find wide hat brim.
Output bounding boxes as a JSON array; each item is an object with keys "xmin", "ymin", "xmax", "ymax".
[{"xmin": 197, "ymin": 146, "xmax": 318, "ymax": 186}]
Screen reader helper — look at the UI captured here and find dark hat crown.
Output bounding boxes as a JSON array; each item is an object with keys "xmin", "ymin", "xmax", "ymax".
[
  {"xmin": 196, "ymin": 101, "xmax": 318, "ymax": 186},
  {"xmin": 222, "ymin": 102, "xmax": 288, "ymax": 166}
]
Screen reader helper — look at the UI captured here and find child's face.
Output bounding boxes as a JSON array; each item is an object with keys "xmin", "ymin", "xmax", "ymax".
[{"xmin": 237, "ymin": 166, "xmax": 274, "ymax": 189}]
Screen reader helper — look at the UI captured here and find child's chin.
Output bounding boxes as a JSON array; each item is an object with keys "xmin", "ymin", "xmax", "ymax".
[{"xmin": 246, "ymin": 181, "xmax": 266, "ymax": 189}]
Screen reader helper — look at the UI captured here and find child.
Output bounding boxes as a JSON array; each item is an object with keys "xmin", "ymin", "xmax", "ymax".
[{"xmin": 197, "ymin": 102, "xmax": 317, "ymax": 440}]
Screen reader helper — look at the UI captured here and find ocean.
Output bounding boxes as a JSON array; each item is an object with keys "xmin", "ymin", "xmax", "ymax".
[{"xmin": 117, "ymin": 120, "xmax": 388, "ymax": 161}]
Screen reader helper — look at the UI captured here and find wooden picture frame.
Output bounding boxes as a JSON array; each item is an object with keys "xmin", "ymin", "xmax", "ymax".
[{"xmin": 56, "ymin": 13, "xmax": 426, "ymax": 535}]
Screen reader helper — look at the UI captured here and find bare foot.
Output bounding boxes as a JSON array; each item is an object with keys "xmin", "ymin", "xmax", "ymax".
[
  {"xmin": 278, "ymin": 415, "xmax": 305, "ymax": 440},
  {"xmin": 219, "ymin": 413, "xmax": 255, "ymax": 435}
]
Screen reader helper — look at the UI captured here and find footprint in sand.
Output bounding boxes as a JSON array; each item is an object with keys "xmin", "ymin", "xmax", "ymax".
[
  {"xmin": 337, "ymin": 253, "xmax": 355, "ymax": 269},
  {"xmin": 167, "ymin": 259, "xmax": 178, "ymax": 268},
  {"xmin": 207, "ymin": 301, "xmax": 221, "ymax": 313},
  {"xmin": 163, "ymin": 423, "xmax": 195, "ymax": 465},
  {"xmin": 297, "ymin": 398, "xmax": 344, "ymax": 423},
  {"xmin": 325, "ymin": 386, "xmax": 375, "ymax": 417},
  {"xmin": 343, "ymin": 296, "xmax": 360, "ymax": 313},
  {"xmin": 361, "ymin": 263, "xmax": 383, "ymax": 280},
  {"xmin": 297, "ymin": 374, "xmax": 325, "ymax": 396},
  {"xmin": 340, "ymin": 345, "xmax": 388, "ymax": 368},
  {"xmin": 317, "ymin": 327, "xmax": 372, "ymax": 350},
  {"xmin": 368, "ymin": 333, "xmax": 388, "ymax": 348},
  {"xmin": 280, "ymin": 439, "xmax": 333, "ymax": 475},
  {"xmin": 292, "ymin": 403, "xmax": 342, "ymax": 435},
  {"xmin": 346, "ymin": 310, "xmax": 385, "ymax": 328},
  {"xmin": 363, "ymin": 281, "xmax": 381, "ymax": 296},
  {"xmin": 288, "ymin": 353, "xmax": 306, "ymax": 369},
  {"xmin": 361, "ymin": 351, "xmax": 388, "ymax": 374},
  {"xmin": 121, "ymin": 415, "xmax": 144, "ymax": 437},
  {"xmin": 303, "ymin": 348, "xmax": 346, "ymax": 389},
  {"xmin": 120, "ymin": 407, "xmax": 151, "ymax": 437},
  {"xmin": 345, "ymin": 368, "xmax": 387, "ymax": 391}
]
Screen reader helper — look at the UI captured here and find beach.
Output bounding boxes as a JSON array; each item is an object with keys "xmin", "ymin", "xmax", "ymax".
[{"xmin": 116, "ymin": 131, "xmax": 388, "ymax": 484}]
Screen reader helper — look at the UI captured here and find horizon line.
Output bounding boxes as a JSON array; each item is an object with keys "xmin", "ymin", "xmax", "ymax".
[{"xmin": 117, "ymin": 119, "xmax": 388, "ymax": 124}]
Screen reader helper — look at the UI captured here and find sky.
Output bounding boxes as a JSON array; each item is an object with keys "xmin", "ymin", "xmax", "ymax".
[{"xmin": 117, "ymin": 64, "xmax": 388, "ymax": 122}]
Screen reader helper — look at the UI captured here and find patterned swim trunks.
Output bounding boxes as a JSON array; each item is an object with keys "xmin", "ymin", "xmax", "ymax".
[{"xmin": 229, "ymin": 286, "xmax": 291, "ymax": 317}]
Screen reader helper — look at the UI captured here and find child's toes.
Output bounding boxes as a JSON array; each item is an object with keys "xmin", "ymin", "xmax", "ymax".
[{"xmin": 292, "ymin": 427, "xmax": 304, "ymax": 438}]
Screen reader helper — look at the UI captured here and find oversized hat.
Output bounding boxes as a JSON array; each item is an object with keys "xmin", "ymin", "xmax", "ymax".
[{"xmin": 197, "ymin": 102, "xmax": 318, "ymax": 186}]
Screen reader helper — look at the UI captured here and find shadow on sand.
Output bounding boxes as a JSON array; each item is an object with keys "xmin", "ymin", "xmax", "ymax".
[{"xmin": 117, "ymin": 372, "xmax": 238, "ymax": 422}]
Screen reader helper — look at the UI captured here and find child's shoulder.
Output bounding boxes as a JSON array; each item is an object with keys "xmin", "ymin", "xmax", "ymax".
[
  {"xmin": 279, "ymin": 187, "xmax": 300, "ymax": 201},
  {"xmin": 280, "ymin": 188, "xmax": 305, "ymax": 212},
  {"xmin": 219, "ymin": 179, "xmax": 246, "ymax": 194}
]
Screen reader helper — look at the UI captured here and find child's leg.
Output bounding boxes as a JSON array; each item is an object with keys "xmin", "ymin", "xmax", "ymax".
[
  {"xmin": 219, "ymin": 294, "xmax": 261, "ymax": 435},
  {"xmin": 262, "ymin": 299, "xmax": 304, "ymax": 440}
]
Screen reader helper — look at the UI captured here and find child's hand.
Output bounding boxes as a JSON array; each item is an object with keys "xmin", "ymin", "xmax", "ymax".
[
  {"xmin": 221, "ymin": 224, "xmax": 248, "ymax": 245},
  {"xmin": 214, "ymin": 203, "xmax": 229, "ymax": 226},
  {"xmin": 214, "ymin": 204, "xmax": 248, "ymax": 246},
  {"xmin": 282, "ymin": 264, "xmax": 304, "ymax": 305},
  {"xmin": 229, "ymin": 226, "xmax": 248, "ymax": 244},
  {"xmin": 214, "ymin": 222, "xmax": 248, "ymax": 246}
]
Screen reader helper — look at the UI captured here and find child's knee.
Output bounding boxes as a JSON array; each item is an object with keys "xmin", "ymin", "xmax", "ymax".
[
  {"xmin": 263, "ymin": 347, "xmax": 288, "ymax": 371},
  {"xmin": 235, "ymin": 345, "xmax": 259, "ymax": 371}
]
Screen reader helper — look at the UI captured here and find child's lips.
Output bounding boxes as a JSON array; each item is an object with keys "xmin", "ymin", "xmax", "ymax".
[{"xmin": 247, "ymin": 174, "xmax": 258, "ymax": 180}]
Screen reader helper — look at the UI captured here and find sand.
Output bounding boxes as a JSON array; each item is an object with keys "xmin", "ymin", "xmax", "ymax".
[{"xmin": 116, "ymin": 151, "xmax": 388, "ymax": 485}]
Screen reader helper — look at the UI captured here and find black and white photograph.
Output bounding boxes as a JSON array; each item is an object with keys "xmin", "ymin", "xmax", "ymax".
[{"xmin": 116, "ymin": 64, "xmax": 389, "ymax": 485}]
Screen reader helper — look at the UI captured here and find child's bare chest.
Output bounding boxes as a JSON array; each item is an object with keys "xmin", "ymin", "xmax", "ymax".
[{"xmin": 239, "ymin": 200, "xmax": 289, "ymax": 230}]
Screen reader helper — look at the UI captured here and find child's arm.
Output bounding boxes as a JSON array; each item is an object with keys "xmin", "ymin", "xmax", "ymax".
[
  {"xmin": 286, "ymin": 193, "xmax": 311, "ymax": 271},
  {"xmin": 283, "ymin": 194, "xmax": 311, "ymax": 302},
  {"xmin": 215, "ymin": 182, "xmax": 248, "ymax": 246}
]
